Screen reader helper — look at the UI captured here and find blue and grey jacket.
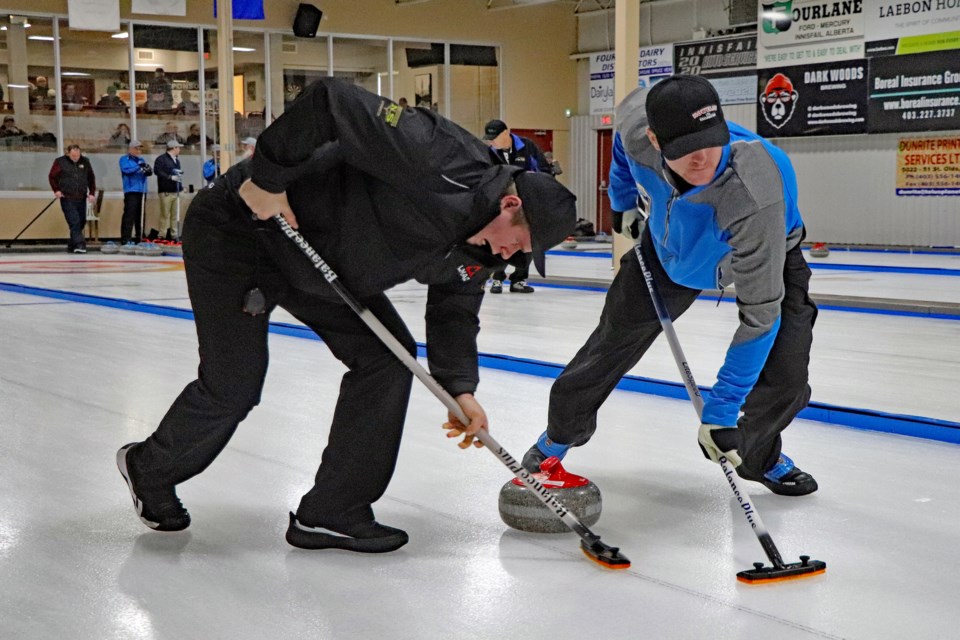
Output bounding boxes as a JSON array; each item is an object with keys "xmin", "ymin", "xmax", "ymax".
[
  {"xmin": 610, "ymin": 89, "xmax": 804, "ymax": 427},
  {"xmin": 119, "ymin": 154, "xmax": 151, "ymax": 193}
]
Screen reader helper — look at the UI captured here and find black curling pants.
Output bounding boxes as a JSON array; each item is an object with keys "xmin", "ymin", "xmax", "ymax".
[
  {"xmin": 546, "ymin": 227, "xmax": 817, "ymax": 479},
  {"xmin": 121, "ymin": 191, "xmax": 144, "ymax": 242},
  {"xmin": 130, "ymin": 187, "xmax": 416, "ymax": 528},
  {"xmin": 492, "ymin": 251, "xmax": 531, "ymax": 283}
]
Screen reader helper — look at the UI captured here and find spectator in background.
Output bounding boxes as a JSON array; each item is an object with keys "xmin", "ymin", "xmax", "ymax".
[
  {"xmin": 30, "ymin": 76, "xmax": 54, "ymax": 105},
  {"xmin": 48, "ymin": 144, "xmax": 97, "ymax": 254},
  {"xmin": 240, "ymin": 136, "xmax": 257, "ymax": 159},
  {"xmin": 202, "ymin": 144, "xmax": 220, "ymax": 186},
  {"xmin": 153, "ymin": 139, "xmax": 183, "ymax": 241},
  {"xmin": 175, "ymin": 89, "xmax": 200, "ymax": 116},
  {"xmin": 155, "ymin": 121, "xmax": 185, "ymax": 147},
  {"xmin": 397, "ymin": 96, "xmax": 409, "ymax": 108},
  {"xmin": 0, "ymin": 116, "xmax": 25, "ymax": 137},
  {"xmin": 61, "ymin": 83, "xmax": 84, "ymax": 106},
  {"xmin": 483, "ymin": 119, "xmax": 553, "ymax": 294},
  {"xmin": 146, "ymin": 68, "xmax": 174, "ymax": 112},
  {"xmin": 119, "ymin": 139, "xmax": 152, "ymax": 245},
  {"xmin": 97, "ymin": 86, "xmax": 127, "ymax": 111},
  {"xmin": 108, "ymin": 122, "xmax": 131, "ymax": 148},
  {"xmin": 184, "ymin": 123, "xmax": 212, "ymax": 147},
  {"xmin": 0, "ymin": 83, "xmax": 5, "ymax": 103}
]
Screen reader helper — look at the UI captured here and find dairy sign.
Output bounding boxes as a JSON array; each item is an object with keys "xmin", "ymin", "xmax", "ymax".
[
  {"xmin": 758, "ymin": 0, "xmax": 867, "ymax": 67},
  {"xmin": 590, "ymin": 52, "xmax": 617, "ymax": 115},
  {"xmin": 589, "ymin": 46, "xmax": 674, "ymax": 115}
]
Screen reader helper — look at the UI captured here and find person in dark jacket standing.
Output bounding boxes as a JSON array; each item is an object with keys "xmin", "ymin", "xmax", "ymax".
[
  {"xmin": 483, "ymin": 119, "xmax": 553, "ymax": 294},
  {"xmin": 48, "ymin": 144, "xmax": 97, "ymax": 254},
  {"xmin": 153, "ymin": 139, "xmax": 183, "ymax": 241},
  {"xmin": 118, "ymin": 140, "xmax": 152, "ymax": 245},
  {"xmin": 116, "ymin": 78, "xmax": 576, "ymax": 552},
  {"xmin": 520, "ymin": 76, "xmax": 818, "ymax": 498}
]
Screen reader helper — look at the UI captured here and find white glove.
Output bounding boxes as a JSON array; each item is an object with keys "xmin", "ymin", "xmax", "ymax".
[
  {"xmin": 171, "ymin": 175, "xmax": 181, "ymax": 182},
  {"xmin": 697, "ymin": 423, "xmax": 742, "ymax": 467},
  {"xmin": 612, "ymin": 208, "xmax": 644, "ymax": 242}
]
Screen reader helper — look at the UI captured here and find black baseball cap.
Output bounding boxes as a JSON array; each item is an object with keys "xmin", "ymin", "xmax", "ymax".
[
  {"xmin": 645, "ymin": 75, "xmax": 729, "ymax": 160},
  {"xmin": 513, "ymin": 171, "xmax": 577, "ymax": 277},
  {"xmin": 483, "ymin": 119, "xmax": 508, "ymax": 140}
]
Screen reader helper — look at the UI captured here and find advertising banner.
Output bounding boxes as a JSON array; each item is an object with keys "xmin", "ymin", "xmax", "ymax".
[
  {"xmin": 865, "ymin": 0, "xmax": 960, "ymax": 56},
  {"xmin": 756, "ymin": 59, "xmax": 869, "ymax": 137},
  {"xmin": 867, "ymin": 49, "xmax": 960, "ymax": 132},
  {"xmin": 637, "ymin": 44, "xmax": 674, "ymax": 89},
  {"xmin": 757, "ymin": 0, "xmax": 867, "ymax": 68},
  {"xmin": 588, "ymin": 46, "xmax": 674, "ymax": 114},
  {"xmin": 674, "ymin": 34, "xmax": 758, "ymax": 105},
  {"xmin": 896, "ymin": 136, "xmax": 960, "ymax": 196},
  {"xmin": 674, "ymin": 34, "xmax": 758, "ymax": 75},
  {"xmin": 589, "ymin": 52, "xmax": 617, "ymax": 115}
]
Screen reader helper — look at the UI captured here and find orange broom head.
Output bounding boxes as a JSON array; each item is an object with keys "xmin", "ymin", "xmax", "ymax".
[
  {"xmin": 581, "ymin": 540, "xmax": 631, "ymax": 570},
  {"xmin": 736, "ymin": 557, "xmax": 826, "ymax": 584}
]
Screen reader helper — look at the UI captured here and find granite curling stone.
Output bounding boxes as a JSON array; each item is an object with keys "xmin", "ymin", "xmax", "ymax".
[
  {"xmin": 498, "ymin": 456, "xmax": 601, "ymax": 533},
  {"xmin": 809, "ymin": 243, "xmax": 830, "ymax": 258},
  {"xmin": 100, "ymin": 241, "xmax": 119, "ymax": 254}
]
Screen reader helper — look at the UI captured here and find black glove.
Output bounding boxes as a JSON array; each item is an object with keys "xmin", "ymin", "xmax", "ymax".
[
  {"xmin": 611, "ymin": 208, "xmax": 643, "ymax": 241},
  {"xmin": 139, "ymin": 165, "xmax": 153, "ymax": 176}
]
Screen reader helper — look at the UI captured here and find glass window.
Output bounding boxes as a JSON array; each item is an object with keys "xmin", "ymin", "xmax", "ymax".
[
  {"xmin": 0, "ymin": 16, "xmax": 57, "ymax": 191},
  {"xmin": 449, "ymin": 44, "xmax": 500, "ymax": 138},
  {"xmin": 392, "ymin": 39, "xmax": 446, "ymax": 118},
  {"xmin": 331, "ymin": 37, "xmax": 389, "ymax": 95},
  {"xmin": 211, "ymin": 31, "xmax": 267, "ymax": 146},
  {"xmin": 58, "ymin": 23, "xmax": 132, "ymax": 191},
  {"xmin": 393, "ymin": 41, "xmax": 444, "ymax": 112},
  {"xmin": 132, "ymin": 25, "xmax": 205, "ymax": 192},
  {"xmin": 270, "ymin": 33, "xmax": 330, "ymax": 116}
]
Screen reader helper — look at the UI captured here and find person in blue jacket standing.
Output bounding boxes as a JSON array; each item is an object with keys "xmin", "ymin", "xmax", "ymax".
[
  {"xmin": 202, "ymin": 144, "xmax": 220, "ymax": 186},
  {"xmin": 119, "ymin": 139, "xmax": 152, "ymax": 244},
  {"xmin": 521, "ymin": 75, "xmax": 818, "ymax": 496}
]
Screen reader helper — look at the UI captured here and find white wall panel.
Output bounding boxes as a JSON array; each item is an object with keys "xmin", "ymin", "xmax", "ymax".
[
  {"xmin": 571, "ymin": 114, "xmax": 602, "ymax": 226},
  {"xmin": 774, "ymin": 133, "xmax": 960, "ymax": 247}
]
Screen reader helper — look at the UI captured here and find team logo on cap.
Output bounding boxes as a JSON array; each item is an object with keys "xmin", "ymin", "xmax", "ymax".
[
  {"xmin": 691, "ymin": 104, "xmax": 718, "ymax": 123},
  {"xmin": 760, "ymin": 73, "xmax": 798, "ymax": 130},
  {"xmin": 457, "ymin": 264, "xmax": 483, "ymax": 282}
]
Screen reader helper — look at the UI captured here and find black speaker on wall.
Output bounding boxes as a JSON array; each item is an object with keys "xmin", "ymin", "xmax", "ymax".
[{"xmin": 293, "ymin": 4, "xmax": 323, "ymax": 38}]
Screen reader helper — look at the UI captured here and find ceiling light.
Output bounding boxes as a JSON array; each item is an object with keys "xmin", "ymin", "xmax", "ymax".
[
  {"xmin": 28, "ymin": 35, "xmax": 56, "ymax": 41},
  {"xmin": 111, "ymin": 32, "xmax": 129, "ymax": 39},
  {"xmin": 62, "ymin": 71, "xmax": 90, "ymax": 76},
  {"xmin": 232, "ymin": 46, "xmax": 256, "ymax": 52}
]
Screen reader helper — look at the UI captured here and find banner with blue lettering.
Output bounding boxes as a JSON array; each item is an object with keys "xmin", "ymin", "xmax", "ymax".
[
  {"xmin": 588, "ymin": 46, "xmax": 673, "ymax": 115},
  {"xmin": 214, "ymin": 0, "xmax": 265, "ymax": 20}
]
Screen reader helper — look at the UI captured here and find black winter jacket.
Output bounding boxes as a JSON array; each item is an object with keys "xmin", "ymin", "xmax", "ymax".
[
  {"xmin": 154, "ymin": 152, "xmax": 183, "ymax": 194},
  {"xmin": 219, "ymin": 78, "xmax": 520, "ymax": 396},
  {"xmin": 48, "ymin": 155, "xmax": 96, "ymax": 200}
]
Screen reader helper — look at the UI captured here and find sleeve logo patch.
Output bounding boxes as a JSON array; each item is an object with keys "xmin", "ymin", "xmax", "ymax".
[
  {"xmin": 457, "ymin": 264, "xmax": 483, "ymax": 282},
  {"xmin": 377, "ymin": 100, "xmax": 403, "ymax": 127}
]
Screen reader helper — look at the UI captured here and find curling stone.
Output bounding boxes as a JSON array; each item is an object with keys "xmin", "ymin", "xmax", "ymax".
[
  {"xmin": 162, "ymin": 244, "xmax": 184, "ymax": 257},
  {"xmin": 100, "ymin": 241, "xmax": 119, "ymax": 254},
  {"xmin": 809, "ymin": 243, "xmax": 830, "ymax": 258},
  {"xmin": 118, "ymin": 242, "xmax": 137, "ymax": 255},
  {"xmin": 135, "ymin": 242, "xmax": 163, "ymax": 257},
  {"xmin": 499, "ymin": 456, "xmax": 601, "ymax": 533},
  {"xmin": 560, "ymin": 236, "xmax": 578, "ymax": 250}
]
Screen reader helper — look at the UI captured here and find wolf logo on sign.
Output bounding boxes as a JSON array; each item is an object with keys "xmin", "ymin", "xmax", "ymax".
[{"xmin": 760, "ymin": 73, "xmax": 798, "ymax": 130}]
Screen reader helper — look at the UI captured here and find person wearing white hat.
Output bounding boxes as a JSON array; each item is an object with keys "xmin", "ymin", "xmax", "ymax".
[{"xmin": 241, "ymin": 136, "xmax": 257, "ymax": 160}]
